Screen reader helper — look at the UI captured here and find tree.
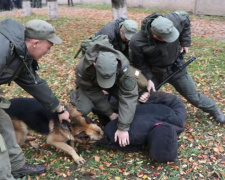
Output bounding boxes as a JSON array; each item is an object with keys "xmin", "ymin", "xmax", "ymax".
[
  {"xmin": 111, "ymin": 0, "xmax": 128, "ymax": 20},
  {"xmin": 48, "ymin": 0, "xmax": 59, "ymax": 20},
  {"xmin": 23, "ymin": 0, "xmax": 31, "ymax": 16}
]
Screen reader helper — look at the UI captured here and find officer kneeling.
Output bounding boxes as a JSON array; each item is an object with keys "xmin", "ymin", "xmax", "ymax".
[{"xmin": 73, "ymin": 40, "xmax": 139, "ymax": 148}]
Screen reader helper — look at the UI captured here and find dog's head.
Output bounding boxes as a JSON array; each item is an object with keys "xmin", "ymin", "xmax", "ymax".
[
  {"xmin": 72, "ymin": 123, "xmax": 104, "ymax": 143},
  {"xmin": 67, "ymin": 106, "xmax": 104, "ymax": 143}
]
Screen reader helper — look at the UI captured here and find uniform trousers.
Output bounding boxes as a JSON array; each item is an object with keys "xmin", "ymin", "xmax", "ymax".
[
  {"xmin": 152, "ymin": 70, "xmax": 218, "ymax": 114},
  {"xmin": 0, "ymin": 109, "xmax": 25, "ymax": 179}
]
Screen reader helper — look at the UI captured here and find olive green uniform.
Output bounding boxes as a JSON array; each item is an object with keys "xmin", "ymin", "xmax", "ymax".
[
  {"xmin": 0, "ymin": 99, "xmax": 22, "ymax": 180},
  {"xmin": 0, "ymin": 19, "xmax": 61, "ymax": 179},
  {"xmin": 75, "ymin": 41, "xmax": 138, "ymax": 131},
  {"xmin": 130, "ymin": 11, "xmax": 218, "ymax": 114}
]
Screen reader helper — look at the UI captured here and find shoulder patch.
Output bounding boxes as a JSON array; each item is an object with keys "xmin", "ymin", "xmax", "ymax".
[
  {"xmin": 122, "ymin": 66, "xmax": 128, "ymax": 73},
  {"xmin": 121, "ymin": 76, "xmax": 136, "ymax": 91}
]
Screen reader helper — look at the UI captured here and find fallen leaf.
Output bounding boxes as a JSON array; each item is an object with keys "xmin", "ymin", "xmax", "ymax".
[
  {"xmin": 142, "ymin": 175, "xmax": 148, "ymax": 179},
  {"xmin": 29, "ymin": 141, "xmax": 39, "ymax": 149},
  {"xmin": 94, "ymin": 156, "xmax": 101, "ymax": 162}
]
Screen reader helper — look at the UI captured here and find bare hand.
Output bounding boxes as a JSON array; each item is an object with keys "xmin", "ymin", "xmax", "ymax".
[
  {"xmin": 147, "ymin": 80, "xmax": 156, "ymax": 93},
  {"xmin": 102, "ymin": 90, "xmax": 109, "ymax": 95},
  {"xmin": 139, "ymin": 92, "xmax": 150, "ymax": 103},
  {"xmin": 58, "ymin": 110, "xmax": 71, "ymax": 123},
  {"xmin": 109, "ymin": 113, "xmax": 118, "ymax": 121},
  {"xmin": 180, "ymin": 47, "xmax": 189, "ymax": 54},
  {"xmin": 114, "ymin": 130, "xmax": 130, "ymax": 147}
]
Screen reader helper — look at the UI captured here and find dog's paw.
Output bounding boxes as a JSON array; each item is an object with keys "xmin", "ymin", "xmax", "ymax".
[{"xmin": 75, "ymin": 156, "xmax": 86, "ymax": 165}]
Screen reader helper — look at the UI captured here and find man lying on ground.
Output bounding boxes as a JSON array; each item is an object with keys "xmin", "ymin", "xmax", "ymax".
[{"xmin": 98, "ymin": 91, "xmax": 186, "ymax": 162}]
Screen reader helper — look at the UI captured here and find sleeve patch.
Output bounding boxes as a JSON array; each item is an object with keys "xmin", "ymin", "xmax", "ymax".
[
  {"xmin": 122, "ymin": 66, "xmax": 128, "ymax": 73},
  {"xmin": 121, "ymin": 76, "xmax": 136, "ymax": 91}
]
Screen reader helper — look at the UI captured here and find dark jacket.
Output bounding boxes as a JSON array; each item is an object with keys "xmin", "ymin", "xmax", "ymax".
[
  {"xmin": 95, "ymin": 17, "xmax": 129, "ymax": 58},
  {"xmin": 104, "ymin": 91, "xmax": 186, "ymax": 145},
  {"xmin": 130, "ymin": 12, "xmax": 191, "ymax": 80},
  {"xmin": 0, "ymin": 19, "xmax": 59, "ymax": 111},
  {"xmin": 76, "ymin": 41, "xmax": 138, "ymax": 131}
]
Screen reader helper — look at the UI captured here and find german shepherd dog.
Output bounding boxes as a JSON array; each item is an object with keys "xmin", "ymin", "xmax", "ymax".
[{"xmin": 5, "ymin": 98, "xmax": 104, "ymax": 165}]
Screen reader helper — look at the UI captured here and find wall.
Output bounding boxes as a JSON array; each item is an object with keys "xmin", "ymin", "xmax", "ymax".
[
  {"xmin": 58, "ymin": 0, "xmax": 225, "ymax": 16},
  {"xmin": 127, "ymin": 0, "xmax": 195, "ymax": 12},
  {"xmin": 194, "ymin": 0, "xmax": 225, "ymax": 16}
]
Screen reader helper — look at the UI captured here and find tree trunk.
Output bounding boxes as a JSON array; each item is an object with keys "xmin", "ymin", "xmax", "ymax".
[
  {"xmin": 111, "ymin": 0, "xmax": 128, "ymax": 20},
  {"xmin": 23, "ymin": 0, "xmax": 31, "ymax": 16},
  {"xmin": 48, "ymin": 0, "xmax": 59, "ymax": 20}
]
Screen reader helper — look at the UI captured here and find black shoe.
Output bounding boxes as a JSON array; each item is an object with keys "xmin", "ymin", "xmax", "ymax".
[
  {"xmin": 211, "ymin": 109, "xmax": 225, "ymax": 123},
  {"xmin": 12, "ymin": 162, "xmax": 46, "ymax": 178}
]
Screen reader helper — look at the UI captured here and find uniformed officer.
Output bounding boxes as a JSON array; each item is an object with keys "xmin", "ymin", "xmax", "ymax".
[
  {"xmin": 74, "ymin": 40, "xmax": 139, "ymax": 147},
  {"xmin": 94, "ymin": 19, "xmax": 150, "ymax": 102},
  {"xmin": 0, "ymin": 19, "xmax": 70, "ymax": 179},
  {"xmin": 129, "ymin": 11, "xmax": 225, "ymax": 123},
  {"xmin": 95, "ymin": 18, "xmax": 138, "ymax": 58}
]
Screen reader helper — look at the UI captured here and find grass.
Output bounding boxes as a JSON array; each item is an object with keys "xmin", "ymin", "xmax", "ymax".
[{"xmin": 0, "ymin": 6, "xmax": 225, "ymax": 180}]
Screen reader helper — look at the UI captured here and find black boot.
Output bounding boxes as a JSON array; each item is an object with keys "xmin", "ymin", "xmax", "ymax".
[
  {"xmin": 12, "ymin": 162, "xmax": 46, "ymax": 178},
  {"xmin": 210, "ymin": 109, "xmax": 225, "ymax": 123}
]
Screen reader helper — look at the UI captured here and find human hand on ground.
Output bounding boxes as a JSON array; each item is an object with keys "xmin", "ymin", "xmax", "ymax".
[{"xmin": 114, "ymin": 129, "xmax": 130, "ymax": 147}]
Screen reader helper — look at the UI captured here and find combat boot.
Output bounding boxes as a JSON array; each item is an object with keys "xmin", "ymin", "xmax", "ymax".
[
  {"xmin": 210, "ymin": 109, "xmax": 225, "ymax": 123},
  {"xmin": 12, "ymin": 162, "xmax": 46, "ymax": 178}
]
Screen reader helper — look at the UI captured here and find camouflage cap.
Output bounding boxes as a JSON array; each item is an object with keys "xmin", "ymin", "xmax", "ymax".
[
  {"xmin": 121, "ymin": 20, "xmax": 138, "ymax": 40},
  {"xmin": 96, "ymin": 52, "xmax": 117, "ymax": 89},
  {"xmin": 151, "ymin": 16, "xmax": 179, "ymax": 43},
  {"xmin": 25, "ymin": 19, "xmax": 62, "ymax": 44}
]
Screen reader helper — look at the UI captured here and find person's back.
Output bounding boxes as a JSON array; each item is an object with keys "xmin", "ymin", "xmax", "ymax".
[
  {"xmin": 102, "ymin": 91, "xmax": 186, "ymax": 162},
  {"xmin": 95, "ymin": 17, "xmax": 126, "ymax": 52}
]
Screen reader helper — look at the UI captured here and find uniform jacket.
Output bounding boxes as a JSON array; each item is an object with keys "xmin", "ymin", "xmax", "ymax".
[
  {"xmin": 76, "ymin": 41, "xmax": 138, "ymax": 131},
  {"xmin": 0, "ymin": 19, "xmax": 59, "ymax": 111},
  {"xmin": 95, "ymin": 17, "xmax": 129, "ymax": 58},
  {"xmin": 130, "ymin": 12, "xmax": 191, "ymax": 80}
]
